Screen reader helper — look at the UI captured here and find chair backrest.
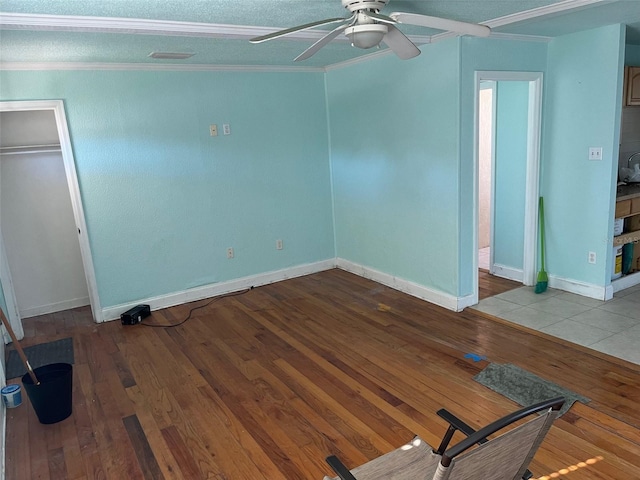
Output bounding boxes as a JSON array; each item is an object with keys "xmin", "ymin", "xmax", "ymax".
[{"xmin": 432, "ymin": 397, "xmax": 564, "ymax": 480}]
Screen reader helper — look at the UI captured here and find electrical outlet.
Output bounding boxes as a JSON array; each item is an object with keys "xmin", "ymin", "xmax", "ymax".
[
  {"xmin": 588, "ymin": 147, "xmax": 602, "ymax": 161},
  {"xmin": 223, "ymin": 124, "xmax": 231, "ymax": 135},
  {"xmin": 276, "ymin": 239, "xmax": 283, "ymax": 250},
  {"xmin": 588, "ymin": 251, "xmax": 596, "ymax": 264},
  {"xmin": 227, "ymin": 247, "xmax": 234, "ymax": 259},
  {"xmin": 210, "ymin": 124, "xmax": 218, "ymax": 137}
]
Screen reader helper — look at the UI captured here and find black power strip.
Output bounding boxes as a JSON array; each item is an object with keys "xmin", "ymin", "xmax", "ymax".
[{"xmin": 121, "ymin": 304, "xmax": 151, "ymax": 325}]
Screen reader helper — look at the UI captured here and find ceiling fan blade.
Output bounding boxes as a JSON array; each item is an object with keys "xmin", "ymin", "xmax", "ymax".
[
  {"xmin": 389, "ymin": 12, "xmax": 491, "ymax": 37},
  {"xmin": 383, "ymin": 25, "xmax": 420, "ymax": 60},
  {"xmin": 250, "ymin": 17, "xmax": 347, "ymax": 43},
  {"xmin": 294, "ymin": 24, "xmax": 349, "ymax": 62},
  {"xmin": 362, "ymin": 11, "xmax": 396, "ymax": 25}
]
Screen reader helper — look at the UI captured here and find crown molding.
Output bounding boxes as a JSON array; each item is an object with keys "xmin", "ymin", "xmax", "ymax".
[
  {"xmin": 0, "ymin": 12, "xmax": 342, "ymax": 42},
  {"xmin": 426, "ymin": 0, "xmax": 606, "ymax": 44},
  {"xmin": 484, "ymin": 0, "xmax": 615, "ymax": 29},
  {"xmin": 430, "ymin": 30, "xmax": 551, "ymax": 44},
  {"xmin": 0, "ymin": 0, "xmax": 610, "ymax": 70},
  {"xmin": 0, "ymin": 0, "xmax": 611, "ymax": 39},
  {"xmin": 488, "ymin": 32, "xmax": 552, "ymax": 43},
  {"xmin": 0, "ymin": 12, "xmax": 435, "ymax": 46},
  {"xmin": 0, "ymin": 61, "xmax": 324, "ymax": 73}
]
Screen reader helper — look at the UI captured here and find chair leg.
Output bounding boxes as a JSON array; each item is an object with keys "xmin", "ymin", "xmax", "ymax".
[
  {"xmin": 326, "ymin": 455, "xmax": 358, "ymax": 480},
  {"xmin": 434, "ymin": 425, "xmax": 456, "ymax": 455}
]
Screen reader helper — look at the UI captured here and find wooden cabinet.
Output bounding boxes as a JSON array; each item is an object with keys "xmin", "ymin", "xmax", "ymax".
[{"xmin": 626, "ymin": 66, "xmax": 640, "ymax": 106}]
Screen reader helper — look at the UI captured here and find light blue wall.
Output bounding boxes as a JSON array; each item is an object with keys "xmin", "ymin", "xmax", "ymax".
[
  {"xmin": 0, "ymin": 25, "xmax": 628, "ymax": 312},
  {"xmin": 626, "ymin": 44, "xmax": 640, "ymax": 65},
  {"xmin": 0, "ymin": 70, "xmax": 335, "ymax": 308},
  {"xmin": 542, "ymin": 24, "xmax": 625, "ymax": 286},
  {"xmin": 327, "ymin": 40, "xmax": 462, "ymax": 295},
  {"xmin": 327, "ymin": 37, "xmax": 548, "ymax": 298},
  {"xmin": 493, "ymin": 81, "xmax": 530, "ymax": 271},
  {"xmin": 459, "ymin": 38, "xmax": 548, "ymax": 295}
]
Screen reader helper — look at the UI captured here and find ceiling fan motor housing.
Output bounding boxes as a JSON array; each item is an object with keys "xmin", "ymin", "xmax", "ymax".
[
  {"xmin": 342, "ymin": 0, "xmax": 390, "ymax": 49},
  {"xmin": 342, "ymin": 0, "xmax": 389, "ymax": 14},
  {"xmin": 345, "ymin": 24, "xmax": 389, "ymax": 48}
]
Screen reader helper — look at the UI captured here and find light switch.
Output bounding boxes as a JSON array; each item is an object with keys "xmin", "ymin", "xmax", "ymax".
[
  {"xmin": 210, "ymin": 124, "xmax": 218, "ymax": 137},
  {"xmin": 588, "ymin": 147, "xmax": 602, "ymax": 161}
]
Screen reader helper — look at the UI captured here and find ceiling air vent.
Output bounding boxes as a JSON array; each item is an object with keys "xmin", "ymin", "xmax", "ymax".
[{"xmin": 148, "ymin": 52, "xmax": 195, "ymax": 60}]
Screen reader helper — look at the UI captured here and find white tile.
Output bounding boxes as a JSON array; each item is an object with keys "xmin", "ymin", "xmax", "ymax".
[
  {"xmin": 623, "ymin": 293, "xmax": 640, "ymax": 304},
  {"xmin": 554, "ymin": 291, "xmax": 606, "ymax": 308},
  {"xmin": 620, "ymin": 322, "xmax": 640, "ymax": 340},
  {"xmin": 471, "ymin": 297, "xmax": 521, "ymax": 316},
  {"xmin": 568, "ymin": 309, "xmax": 640, "ymax": 333},
  {"xmin": 539, "ymin": 320, "xmax": 614, "ymax": 347},
  {"xmin": 597, "ymin": 298, "xmax": 640, "ymax": 321},
  {"xmin": 527, "ymin": 296, "xmax": 593, "ymax": 318},
  {"xmin": 589, "ymin": 333, "xmax": 640, "ymax": 365},
  {"xmin": 494, "ymin": 286, "xmax": 559, "ymax": 306},
  {"xmin": 616, "ymin": 286, "xmax": 640, "ymax": 303},
  {"xmin": 500, "ymin": 306, "xmax": 564, "ymax": 330}
]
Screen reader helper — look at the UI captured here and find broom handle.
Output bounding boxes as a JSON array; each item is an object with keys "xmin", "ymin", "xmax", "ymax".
[
  {"xmin": 539, "ymin": 197, "xmax": 546, "ymax": 271},
  {"xmin": 0, "ymin": 308, "xmax": 39, "ymax": 385}
]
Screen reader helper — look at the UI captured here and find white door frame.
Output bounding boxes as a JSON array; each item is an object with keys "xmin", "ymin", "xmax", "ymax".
[
  {"xmin": 472, "ymin": 71, "xmax": 544, "ymax": 303},
  {"xmin": 478, "ymin": 80, "xmax": 497, "ymax": 275},
  {"xmin": 0, "ymin": 238, "xmax": 23, "ymax": 341},
  {"xmin": 0, "ymin": 100, "xmax": 102, "ymax": 324}
]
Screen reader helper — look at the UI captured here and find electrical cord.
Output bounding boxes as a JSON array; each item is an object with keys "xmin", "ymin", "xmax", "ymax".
[{"xmin": 141, "ymin": 287, "xmax": 252, "ymax": 328}]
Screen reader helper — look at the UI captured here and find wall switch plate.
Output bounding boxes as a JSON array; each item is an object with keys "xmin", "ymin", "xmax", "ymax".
[
  {"xmin": 210, "ymin": 124, "xmax": 218, "ymax": 136},
  {"xmin": 588, "ymin": 147, "xmax": 602, "ymax": 161},
  {"xmin": 223, "ymin": 124, "xmax": 231, "ymax": 135},
  {"xmin": 227, "ymin": 247, "xmax": 234, "ymax": 259},
  {"xmin": 588, "ymin": 251, "xmax": 596, "ymax": 264},
  {"xmin": 276, "ymin": 239, "xmax": 283, "ymax": 250}
]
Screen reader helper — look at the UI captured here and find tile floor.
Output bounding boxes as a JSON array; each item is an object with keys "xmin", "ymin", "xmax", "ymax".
[{"xmin": 471, "ymin": 282, "xmax": 640, "ymax": 365}]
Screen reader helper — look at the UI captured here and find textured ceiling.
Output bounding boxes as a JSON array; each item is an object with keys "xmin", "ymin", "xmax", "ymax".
[{"xmin": 1, "ymin": 0, "xmax": 639, "ymax": 69}]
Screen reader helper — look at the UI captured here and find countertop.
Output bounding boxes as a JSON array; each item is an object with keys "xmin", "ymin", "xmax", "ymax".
[{"xmin": 617, "ymin": 183, "xmax": 640, "ymax": 201}]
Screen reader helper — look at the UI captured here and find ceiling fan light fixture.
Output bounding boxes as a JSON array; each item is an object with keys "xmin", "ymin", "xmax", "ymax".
[{"xmin": 344, "ymin": 24, "xmax": 388, "ymax": 49}]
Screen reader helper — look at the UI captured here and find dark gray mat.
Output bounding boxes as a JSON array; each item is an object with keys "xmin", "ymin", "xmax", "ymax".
[
  {"xmin": 5, "ymin": 337, "xmax": 74, "ymax": 379},
  {"xmin": 473, "ymin": 363, "xmax": 589, "ymax": 416}
]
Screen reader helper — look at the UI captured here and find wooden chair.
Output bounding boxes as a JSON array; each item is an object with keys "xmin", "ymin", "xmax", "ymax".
[{"xmin": 323, "ymin": 396, "xmax": 565, "ymax": 480}]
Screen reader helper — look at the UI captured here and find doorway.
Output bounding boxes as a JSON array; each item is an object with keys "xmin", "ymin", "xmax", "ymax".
[
  {"xmin": 0, "ymin": 100, "xmax": 102, "ymax": 337},
  {"xmin": 478, "ymin": 81, "xmax": 495, "ymax": 273},
  {"xmin": 473, "ymin": 72, "xmax": 544, "ymax": 303}
]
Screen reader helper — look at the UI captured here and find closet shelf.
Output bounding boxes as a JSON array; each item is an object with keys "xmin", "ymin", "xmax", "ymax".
[{"xmin": 0, "ymin": 144, "xmax": 62, "ymax": 155}]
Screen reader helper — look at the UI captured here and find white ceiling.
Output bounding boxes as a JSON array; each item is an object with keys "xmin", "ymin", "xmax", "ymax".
[{"xmin": 1, "ymin": 0, "xmax": 639, "ymax": 69}]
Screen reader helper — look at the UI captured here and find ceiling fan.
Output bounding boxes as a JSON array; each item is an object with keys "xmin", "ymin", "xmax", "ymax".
[{"xmin": 250, "ymin": 0, "xmax": 491, "ymax": 62}]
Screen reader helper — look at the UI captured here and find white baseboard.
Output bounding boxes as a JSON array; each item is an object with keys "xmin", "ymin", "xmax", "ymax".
[
  {"xmin": 19, "ymin": 296, "xmax": 90, "ymax": 319},
  {"xmin": 612, "ymin": 271, "xmax": 640, "ymax": 295},
  {"xmin": 100, "ymin": 259, "xmax": 336, "ymax": 322},
  {"xmin": 548, "ymin": 274, "xmax": 609, "ymax": 301},
  {"xmin": 456, "ymin": 293, "xmax": 478, "ymax": 311},
  {"xmin": 336, "ymin": 258, "xmax": 468, "ymax": 312},
  {"xmin": 492, "ymin": 264, "xmax": 524, "ymax": 283}
]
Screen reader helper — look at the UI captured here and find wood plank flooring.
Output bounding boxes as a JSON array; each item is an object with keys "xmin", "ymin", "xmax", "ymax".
[
  {"xmin": 478, "ymin": 268, "xmax": 521, "ymax": 300},
  {"xmin": 5, "ymin": 269, "xmax": 640, "ymax": 479}
]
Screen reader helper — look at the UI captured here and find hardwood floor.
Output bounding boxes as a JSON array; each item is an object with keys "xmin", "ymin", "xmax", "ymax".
[
  {"xmin": 5, "ymin": 269, "xmax": 640, "ymax": 479},
  {"xmin": 478, "ymin": 268, "xmax": 521, "ymax": 300}
]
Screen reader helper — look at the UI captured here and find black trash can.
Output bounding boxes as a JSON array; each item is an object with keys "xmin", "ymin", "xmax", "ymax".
[{"xmin": 22, "ymin": 363, "xmax": 73, "ymax": 424}]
